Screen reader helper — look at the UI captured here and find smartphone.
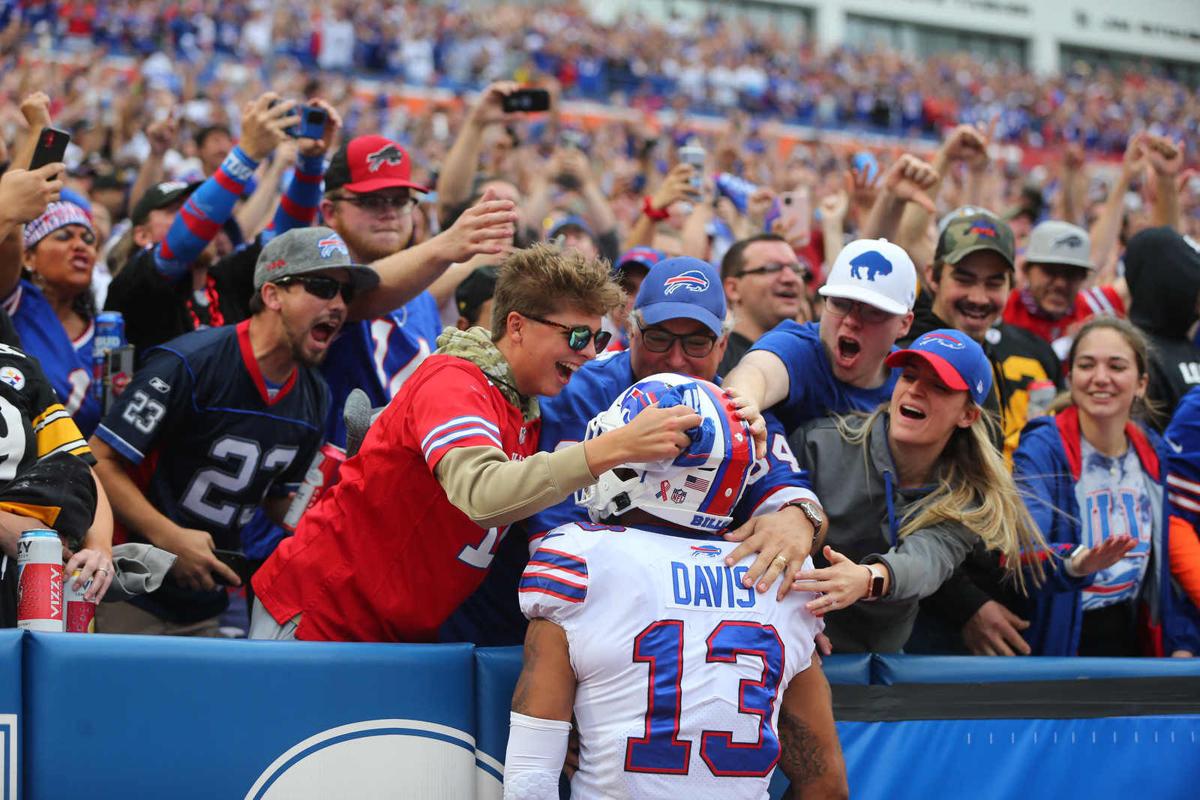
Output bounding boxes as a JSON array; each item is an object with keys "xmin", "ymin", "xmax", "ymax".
[
  {"xmin": 678, "ymin": 143, "xmax": 706, "ymax": 194},
  {"xmin": 779, "ymin": 188, "xmax": 812, "ymax": 245},
  {"xmin": 560, "ymin": 129, "xmax": 588, "ymax": 152},
  {"xmin": 297, "ymin": 105, "xmax": 327, "ymax": 139},
  {"xmin": 502, "ymin": 88, "xmax": 551, "ymax": 113},
  {"xmin": 212, "ymin": 548, "xmax": 253, "ymax": 586},
  {"xmin": 30, "ymin": 126, "xmax": 71, "ymax": 171}
]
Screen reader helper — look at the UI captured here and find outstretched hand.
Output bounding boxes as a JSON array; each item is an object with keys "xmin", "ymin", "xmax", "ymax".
[{"xmin": 793, "ymin": 545, "xmax": 872, "ymax": 617}]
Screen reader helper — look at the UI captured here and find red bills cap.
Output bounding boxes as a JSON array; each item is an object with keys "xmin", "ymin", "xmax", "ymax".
[{"xmin": 325, "ymin": 135, "xmax": 430, "ymax": 195}]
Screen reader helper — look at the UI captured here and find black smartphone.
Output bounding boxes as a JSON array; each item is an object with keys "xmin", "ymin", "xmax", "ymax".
[
  {"xmin": 298, "ymin": 105, "xmax": 327, "ymax": 139},
  {"xmin": 212, "ymin": 548, "xmax": 253, "ymax": 586},
  {"xmin": 502, "ymin": 88, "xmax": 551, "ymax": 114},
  {"xmin": 30, "ymin": 126, "xmax": 70, "ymax": 171}
]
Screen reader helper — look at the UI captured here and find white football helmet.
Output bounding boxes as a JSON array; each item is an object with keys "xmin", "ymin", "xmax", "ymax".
[{"xmin": 575, "ymin": 373, "xmax": 756, "ymax": 532}]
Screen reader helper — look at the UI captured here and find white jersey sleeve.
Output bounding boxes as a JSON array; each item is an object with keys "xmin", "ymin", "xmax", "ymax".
[{"xmin": 518, "ymin": 523, "xmax": 599, "ymax": 626}]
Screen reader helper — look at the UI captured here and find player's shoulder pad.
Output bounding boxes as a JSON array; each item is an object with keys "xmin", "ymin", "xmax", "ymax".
[{"xmin": 519, "ymin": 522, "xmax": 625, "ymax": 621}]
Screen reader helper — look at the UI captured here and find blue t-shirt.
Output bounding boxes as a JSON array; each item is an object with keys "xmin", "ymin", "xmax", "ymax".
[
  {"xmin": 748, "ymin": 320, "xmax": 898, "ymax": 433},
  {"xmin": 319, "ymin": 292, "xmax": 442, "ymax": 446},
  {"xmin": 3, "ymin": 280, "xmax": 100, "ymax": 437}
]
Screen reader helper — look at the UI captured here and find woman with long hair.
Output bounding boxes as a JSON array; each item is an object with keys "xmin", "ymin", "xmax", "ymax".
[
  {"xmin": 1, "ymin": 201, "xmax": 102, "ymax": 435},
  {"xmin": 1014, "ymin": 317, "xmax": 1199, "ymax": 657},
  {"xmin": 791, "ymin": 328, "xmax": 1050, "ymax": 652}
]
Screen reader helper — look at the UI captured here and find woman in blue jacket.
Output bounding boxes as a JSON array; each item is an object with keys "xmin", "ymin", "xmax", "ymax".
[{"xmin": 1014, "ymin": 317, "xmax": 1200, "ymax": 657}]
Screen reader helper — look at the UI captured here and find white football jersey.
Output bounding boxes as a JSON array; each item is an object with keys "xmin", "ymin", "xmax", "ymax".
[{"xmin": 519, "ymin": 521, "xmax": 824, "ymax": 800}]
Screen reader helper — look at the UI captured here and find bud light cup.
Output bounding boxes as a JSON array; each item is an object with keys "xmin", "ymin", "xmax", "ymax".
[{"xmin": 17, "ymin": 529, "xmax": 64, "ymax": 632}]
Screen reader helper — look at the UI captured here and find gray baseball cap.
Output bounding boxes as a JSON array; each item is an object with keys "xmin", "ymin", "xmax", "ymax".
[
  {"xmin": 253, "ymin": 227, "xmax": 380, "ymax": 291},
  {"xmin": 1025, "ymin": 221, "xmax": 1093, "ymax": 270}
]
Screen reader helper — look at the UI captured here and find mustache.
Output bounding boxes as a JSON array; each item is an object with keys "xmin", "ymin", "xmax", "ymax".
[{"xmin": 953, "ymin": 299, "xmax": 1000, "ymax": 316}]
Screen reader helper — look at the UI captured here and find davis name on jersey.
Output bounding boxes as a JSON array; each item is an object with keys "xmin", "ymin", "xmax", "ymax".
[{"xmin": 520, "ymin": 522, "xmax": 822, "ymax": 799}]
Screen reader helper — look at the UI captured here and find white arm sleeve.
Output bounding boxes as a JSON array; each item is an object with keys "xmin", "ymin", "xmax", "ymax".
[{"xmin": 502, "ymin": 712, "xmax": 571, "ymax": 800}]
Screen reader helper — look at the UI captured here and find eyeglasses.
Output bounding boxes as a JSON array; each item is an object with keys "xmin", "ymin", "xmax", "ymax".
[
  {"xmin": 738, "ymin": 261, "xmax": 810, "ymax": 281},
  {"xmin": 637, "ymin": 324, "xmax": 718, "ymax": 358},
  {"xmin": 330, "ymin": 194, "xmax": 418, "ymax": 214},
  {"xmin": 274, "ymin": 275, "xmax": 356, "ymax": 303},
  {"xmin": 823, "ymin": 296, "xmax": 895, "ymax": 324},
  {"xmin": 523, "ymin": 313, "xmax": 611, "ymax": 352}
]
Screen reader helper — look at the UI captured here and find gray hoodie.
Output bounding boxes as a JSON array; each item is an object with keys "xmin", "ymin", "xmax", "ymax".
[{"xmin": 792, "ymin": 412, "xmax": 979, "ymax": 652}]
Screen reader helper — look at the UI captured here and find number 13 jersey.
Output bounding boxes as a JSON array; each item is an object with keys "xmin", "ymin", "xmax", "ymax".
[{"xmin": 520, "ymin": 523, "xmax": 824, "ymax": 799}]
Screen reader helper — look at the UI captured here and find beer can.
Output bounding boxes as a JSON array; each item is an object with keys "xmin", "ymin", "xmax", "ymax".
[
  {"xmin": 17, "ymin": 529, "xmax": 64, "ymax": 632},
  {"xmin": 282, "ymin": 443, "xmax": 347, "ymax": 532},
  {"xmin": 92, "ymin": 311, "xmax": 126, "ymax": 403},
  {"xmin": 64, "ymin": 569, "xmax": 96, "ymax": 633}
]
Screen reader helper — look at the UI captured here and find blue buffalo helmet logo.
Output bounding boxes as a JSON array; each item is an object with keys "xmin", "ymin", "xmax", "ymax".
[
  {"xmin": 663, "ymin": 270, "xmax": 710, "ymax": 295},
  {"xmin": 691, "ymin": 544, "xmax": 722, "ymax": 558},
  {"xmin": 366, "ymin": 144, "xmax": 405, "ymax": 173},
  {"xmin": 317, "ymin": 235, "xmax": 349, "ymax": 258},
  {"xmin": 848, "ymin": 250, "xmax": 893, "ymax": 282},
  {"xmin": 919, "ymin": 332, "xmax": 966, "ymax": 350}
]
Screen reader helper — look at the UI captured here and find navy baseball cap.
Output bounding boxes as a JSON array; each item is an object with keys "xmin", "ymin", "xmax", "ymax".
[
  {"xmin": 885, "ymin": 328, "xmax": 993, "ymax": 406},
  {"xmin": 635, "ymin": 256, "xmax": 725, "ymax": 337},
  {"xmin": 546, "ymin": 214, "xmax": 595, "ymax": 241}
]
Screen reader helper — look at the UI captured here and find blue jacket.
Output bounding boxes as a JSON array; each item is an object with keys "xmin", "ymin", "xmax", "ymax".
[{"xmin": 1013, "ymin": 406, "xmax": 1200, "ymax": 656}]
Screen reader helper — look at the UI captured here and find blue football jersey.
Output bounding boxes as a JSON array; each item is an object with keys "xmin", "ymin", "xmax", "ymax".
[
  {"xmin": 319, "ymin": 291, "xmax": 442, "ymax": 445},
  {"xmin": 3, "ymin": 280, "xmax": 100, "ymax": 436},
  {"xmin": 95, "ymin": 321, "xmax": 328, "ymax": 622},
  {"xmin": 748, "ymin": 320, "xmax": 898, "ymax": 434}
]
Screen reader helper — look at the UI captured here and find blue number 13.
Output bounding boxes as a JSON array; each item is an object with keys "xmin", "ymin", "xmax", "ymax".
[{"xmin": 625, "ymin": 620, "xmax": 784, "ymax": 777}]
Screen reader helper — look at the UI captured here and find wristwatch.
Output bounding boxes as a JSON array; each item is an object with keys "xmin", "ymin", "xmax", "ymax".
[
  {"xmin": 863, "ymin": 563, "xmax": 887, "ymax": 600},
  {"xmin": 783, "ymin": 499, "xmax": 825, "ymax": 539}
]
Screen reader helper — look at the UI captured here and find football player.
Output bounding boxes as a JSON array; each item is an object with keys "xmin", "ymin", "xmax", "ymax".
[{"xmin": 504, "ymin": 374, "xmax": 846, "ymax": 799}]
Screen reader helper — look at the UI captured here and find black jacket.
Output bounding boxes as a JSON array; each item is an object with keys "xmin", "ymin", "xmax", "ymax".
[{"xmin": 1126, "ymin": 227, "xmax": 1200, "ymax": 429}]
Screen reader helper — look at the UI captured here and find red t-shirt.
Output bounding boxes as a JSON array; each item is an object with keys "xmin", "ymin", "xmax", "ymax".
[
  {"xmin": 1003, "ymin": 285, "xmax": 1125, "ymax": 349},
  {"xmin": 253, "ymin": 355, "xmax": 540, "ymax": 642}
]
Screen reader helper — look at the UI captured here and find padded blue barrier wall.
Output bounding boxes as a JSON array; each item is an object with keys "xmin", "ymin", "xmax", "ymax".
[
  {"xmin": 3, "ymin": 635, "xmax": 1197, "ymax": 799},
  {"xmin": 838, "ymin": 716, "xmax": 1200, "ymax": 799},
  {"xmin": 22, "ymin": 634, "xmax": 475, "ymax": 800},
  {"xmin": 872, "ymin": 653, "xmax": 1200, "ymax": 684},
  {"xmin": 0, "ymin": 631, "xmax": 19, "ymax": 800}
]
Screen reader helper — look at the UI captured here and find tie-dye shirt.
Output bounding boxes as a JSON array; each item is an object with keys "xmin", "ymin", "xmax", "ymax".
[{"xmin": 1075, "ymin": 439, "xmax": 1155, "ymax": 611}]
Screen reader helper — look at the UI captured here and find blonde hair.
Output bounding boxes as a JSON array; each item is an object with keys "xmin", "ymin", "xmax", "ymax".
[
  {"xmin": 490, "ymin": 243, "xmax": 625, "ymax": 341},
  {"xmin": 836, "ymin": 405, "xmax": 1049, "ymax": 592}
]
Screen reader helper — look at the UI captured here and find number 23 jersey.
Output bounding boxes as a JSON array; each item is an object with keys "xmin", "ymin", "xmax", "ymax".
[
  {"xmin": 520, "ymin": 523, "xmax": 823, "ymax": 799},
  {"xmin": 95, "ymin": 320, "xmax": 328, "ymax": 549}
]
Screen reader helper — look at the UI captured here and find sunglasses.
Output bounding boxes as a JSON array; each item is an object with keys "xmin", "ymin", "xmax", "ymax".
[
  {"xmin": 739, "ymin": 261, "xmax": 810, "ymax": 281},
  {"xmin": 330, "ymin": 194, "xmax": 418, "ymax": 214},
  {"xmin": 275, "ymin": 275, "xmax": 356, "ymax": 303},
  {"xmin": 823, "ymin": 296, "xmax": 895, "ymax": 325},
  {"xmin": 637, "ymin": 324, "xmax": 718, "ymax": 358},
  {"xmin": 524, "ymin": 313, "xmax": 611, "ymax": 352}
]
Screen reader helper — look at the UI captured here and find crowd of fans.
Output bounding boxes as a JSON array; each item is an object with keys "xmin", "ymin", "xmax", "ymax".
[{"xmin": 0, "ymin": 0, "xmax": 1199, "ymax": 658}]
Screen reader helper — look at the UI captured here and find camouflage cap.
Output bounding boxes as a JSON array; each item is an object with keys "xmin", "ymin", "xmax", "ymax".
[{"xmin": 935, "ymin": 209, "xmax": 1015, "ymax": 269}]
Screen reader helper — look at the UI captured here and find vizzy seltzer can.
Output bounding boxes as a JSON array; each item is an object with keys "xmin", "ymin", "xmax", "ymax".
[
  {"xmin": 17, "ymin": 529, "xmax": 64, "ymax": 632},
  {"xmin": 64, "ymin": 569, "xmax": 96, "ymax": 633}
]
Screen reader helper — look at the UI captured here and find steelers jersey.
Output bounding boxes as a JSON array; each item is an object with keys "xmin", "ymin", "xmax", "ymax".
[{"xmin": 520, "ymin": 522, "xmax": 823, "ymax": 799}]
